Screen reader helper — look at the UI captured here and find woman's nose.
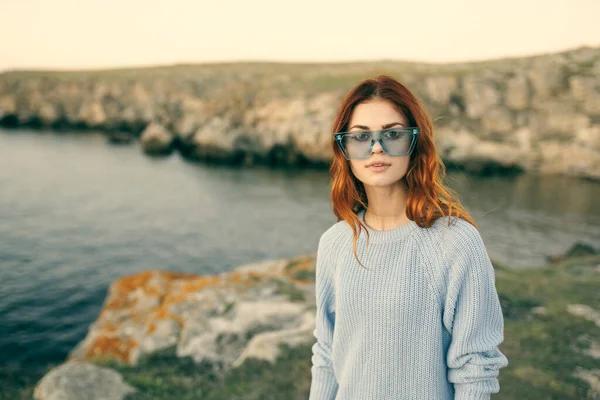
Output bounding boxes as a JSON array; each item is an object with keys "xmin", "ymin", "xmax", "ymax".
[{"xmin": 371, "ymin": 139, "xmax": 385, "ymax": 154}]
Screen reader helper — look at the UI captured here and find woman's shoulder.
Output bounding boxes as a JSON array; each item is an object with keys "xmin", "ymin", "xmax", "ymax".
[
  {"xmin": 415, "ymin": 217, "xmax": 491, "ymax": 282},
  {"xmin": 320, "ymin": 218, "xmax": 353, "ymax": 243},
  {"xmin": 415, "ymin": 216, "xmax": 484, "ymax": 252},
  {"xmin": 317, "ymin": 217, "xmax": 355, "ymax": 255}
]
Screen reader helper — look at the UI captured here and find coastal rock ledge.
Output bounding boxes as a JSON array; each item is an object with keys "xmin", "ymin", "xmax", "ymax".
[
  {"xmin": 33, "ymin": 255, "xmax": 317, "ymax": 400},
  {"xmin": 1, "ymin": 46, "xmax": 600, "ymax": 180}
]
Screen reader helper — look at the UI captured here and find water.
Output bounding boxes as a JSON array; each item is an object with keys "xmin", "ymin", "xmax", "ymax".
[{"xmin": 1, "ymin": 129, "xmax": 599, "ymax": 372}]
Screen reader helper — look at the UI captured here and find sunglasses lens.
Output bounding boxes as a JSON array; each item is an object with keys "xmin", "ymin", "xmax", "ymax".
[
  {"xmin": 342, "ymin": 133, "xmax": 372, "ymax": 159},
  {"xmin": 381, "ymin": 130, "xmax": 413, "ymax": 155}
]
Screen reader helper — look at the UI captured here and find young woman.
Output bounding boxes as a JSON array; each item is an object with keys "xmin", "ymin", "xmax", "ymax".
[{"xmin": 309, "ymin": 75, "xmax": 508, "ymax": 400}]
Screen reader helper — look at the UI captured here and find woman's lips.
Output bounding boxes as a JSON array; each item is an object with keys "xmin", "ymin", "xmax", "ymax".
[{"xmin": 366, "ymin": 163, "xmax": 390, "ymax": 172}]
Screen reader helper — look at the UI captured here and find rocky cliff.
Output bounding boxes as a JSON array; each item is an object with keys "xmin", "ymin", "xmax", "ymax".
[{"xmin": 1, "ymin": 46, "xmax": 600, "ymax": 179}]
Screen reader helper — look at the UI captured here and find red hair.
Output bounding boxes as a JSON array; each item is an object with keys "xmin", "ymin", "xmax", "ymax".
[{"xmin": 329, "ymin": 75, "xmax": 476, "ymax": 264}]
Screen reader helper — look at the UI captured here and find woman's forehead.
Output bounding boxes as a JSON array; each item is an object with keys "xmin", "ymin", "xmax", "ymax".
[{"xmin": 349, "ymin": 99, "xmax": 407, "ymax": 128}]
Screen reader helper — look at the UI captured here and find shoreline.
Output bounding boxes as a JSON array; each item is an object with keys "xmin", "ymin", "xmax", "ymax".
[
  {"xmin": 0, "ymin": 126, "xmax": 558, "ymax": 179},
  {"xmin": 1, "ymin": 46, "xmax": 599, "ymax": 181}
]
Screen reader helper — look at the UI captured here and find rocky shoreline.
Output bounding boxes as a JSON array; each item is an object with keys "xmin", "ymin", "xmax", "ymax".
[
  {"xmin": 11, "ymin": 243, "xmax": 597, "ymax": 400},
  {"xmin": 33, "ymin": 255, "xmax": 318, "ymax": 400},
  {"xmin": 1, "ymin": 46, "xmax": 600, "ymax": 179}
]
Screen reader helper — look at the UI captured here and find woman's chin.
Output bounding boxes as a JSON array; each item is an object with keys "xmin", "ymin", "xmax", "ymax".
[{"xmin": 361, "ymin": 176, "xmax": 405, "ymax": 188}]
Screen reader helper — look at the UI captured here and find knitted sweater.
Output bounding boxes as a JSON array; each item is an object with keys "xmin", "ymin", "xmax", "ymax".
[{"xmin": 309, "ymin": 210, "xmax": 508, "ymax": 400}]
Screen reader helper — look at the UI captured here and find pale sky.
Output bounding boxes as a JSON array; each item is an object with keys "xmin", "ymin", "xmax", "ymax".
[{"xmin": 1, "ymin": 0, "xmax": 599, "ymax": 71}]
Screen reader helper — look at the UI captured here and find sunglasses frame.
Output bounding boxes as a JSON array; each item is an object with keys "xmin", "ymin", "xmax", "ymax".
[{"xmin": 333, "ymin": 127, "xmax": 420, "ymax": 160}]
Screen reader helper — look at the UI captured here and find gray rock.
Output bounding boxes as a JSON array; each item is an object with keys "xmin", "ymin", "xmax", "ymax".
[
  {"xmin": 583, "ymin": 94, "xmax": 600, "ymax": 115},
  {"xmin": 536, "ymin": 141, "xmax": 600, "ymax": 179},
  {"xmin": 139, "ymin": 318, "xmax": 180, "ymax": 354},
  {"xmin": 77, "ymin": 101, "xmax": 107, "ymax": 127},
  {"xmin": 480, "ymin": 108, "xmax": 514, "ymax": 134},
  {"xmin": 567, "ymin": 304, "xmax": 600, "ymax": 328},
  {"xmin": 462, "ymin": 75, "xmax": 501, "ymax": 119},
  {"xmin": 576, "ymin": 125, "xmax": 600, "ymax": 151},
  {"xmin": 573, "ymin": 368, "xmax": 600, "ymax": 398},
  {"xmin": 177, "ymin": 299, "xmax": 309, "ymax": 366},
  {"xmin": 140, "ymin": 122, "xmax": 174, "ymax": 155},
  {"xmin": 60, "ymin": 256, "xmax": 317, "ymax": 377},
  {"xmin": 38, "ymin": 103, "xmax": 59, "ymax": 126},
  {"xmin": 569, "ymin": 75, "xmax": 598, "ymax": 101},
  {"xmin": 0, "ymin": 95, "xmax": 17, "ymax": 115},
  {"xmin": 505, "ymin": 74, "xmax": 530, "ymax": 110},
  {"xmin": 425, "ymin": 76, "xmax": 458, "ymax": 105},
  {"xmin": 547, "ymin": 242, "xmax": 600, "ymax": 265},
  {"xmin": 527, "ymin": 60, "xmax": 567, "ymax": 100},
  {"xmin": 436, "ymin": 126, "xmax": 524, "ymax": 171},
  {"xmin": 233, "ymin": 310, "xmax": 315, "ymax": 367},
  {"xmin": 33, "ymin": 361, "xmax": 136, "ymax": 400}
]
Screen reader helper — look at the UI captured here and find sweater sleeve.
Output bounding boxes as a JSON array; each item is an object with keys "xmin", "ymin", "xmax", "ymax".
[
  {"xmin": 308, "ymin": 232, "xmax": 339, "ymax": 400},
  {"xmin": 442, "ymin": 223, "xmax": 509, "ymax": 400}
]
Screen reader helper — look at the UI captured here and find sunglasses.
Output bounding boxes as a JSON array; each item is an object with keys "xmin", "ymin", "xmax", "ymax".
[{"xmin": 333, "ymin": 127, "xmax": 420, "ymax": 160}]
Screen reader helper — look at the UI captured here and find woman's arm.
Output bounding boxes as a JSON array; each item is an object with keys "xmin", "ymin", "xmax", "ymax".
[
  {"xmin": 443, "ymin": 223, "xmax": 509, "ymax": 400},
  {"xmin": 309, "ymin": 232, "xmax": 339, "ymax": 400}
]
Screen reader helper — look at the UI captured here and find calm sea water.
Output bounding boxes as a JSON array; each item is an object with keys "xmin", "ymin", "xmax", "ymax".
[{"xmin": 1, "ymin": 129, "xmax": 599, "ymax": 371}]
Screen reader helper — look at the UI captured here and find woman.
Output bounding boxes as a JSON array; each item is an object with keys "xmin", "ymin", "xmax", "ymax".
[{"xmin": 309, "ymin": 75, "xmax": 508, "ymax": 400}]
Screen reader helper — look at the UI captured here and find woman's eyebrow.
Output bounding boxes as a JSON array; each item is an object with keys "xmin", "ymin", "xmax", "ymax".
[{"xmin": 349, "ymin": 122, "xmax": 405, "ymax": 130}]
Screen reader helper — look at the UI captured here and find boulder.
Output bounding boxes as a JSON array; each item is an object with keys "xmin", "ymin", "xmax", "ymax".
[
  {"xmin": 462, "ymin": 75, "xmax": 501, "ymax": 119},
  {"xmin": 33, "ymin": 361, "xmax": 136, "ymax": 400},
  {"xmin": 425, "ymin": 75, "xmax": 458, "ymax": 105},
  {"xmin": 547, "ymin": 242, "xmax": 600, "ymax": 264},
  {"xmin": 140, "ymin": 122, "xmax": 174, "ymax": 155},
  {"xmin": 505, "ymin": 74, "xmax": 530, "ymax": 110},
  {"xmin": 66, "ymin": 255, "xmax": 316, "ymax": 369}
]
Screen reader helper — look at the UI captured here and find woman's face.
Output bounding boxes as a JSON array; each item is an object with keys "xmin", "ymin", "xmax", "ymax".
[{"xmin": 347, "ymin": 98, "xmax": 412, "ymax": 188}]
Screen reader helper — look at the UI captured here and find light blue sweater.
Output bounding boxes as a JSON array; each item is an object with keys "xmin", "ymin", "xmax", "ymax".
[{"xmin": 309, "ymin": 210, "xmax": 508, "ymax": 400}]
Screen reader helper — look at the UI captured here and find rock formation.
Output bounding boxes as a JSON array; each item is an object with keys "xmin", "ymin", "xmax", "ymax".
[
  {"xmin": 1, "ymin": 46, "xmax": 599, "ymax": 179},
  {"xmin": 67, "ymin": 256, "xmax": 316, "ymax": 369},
  {"xmin": 32, "ymin": 255, "xmax": 316, "ymax": 399}
]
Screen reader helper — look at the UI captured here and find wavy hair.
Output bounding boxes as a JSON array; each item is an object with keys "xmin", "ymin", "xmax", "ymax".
[{"xmin": 330, "ymin": 75, "xmax": 475, "ymax": 265}]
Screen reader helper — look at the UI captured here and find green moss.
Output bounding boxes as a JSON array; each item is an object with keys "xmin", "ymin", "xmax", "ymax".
[
  {"xmin": 0, "ymin": 362, "xmax": 57, "ymax": 400},
  {"xmin": 284, "ymin": 260, "xmax": 301, "ymax": 271},
  {"xmin": 498, "ymin": 293, "xmax": 541, "ymax": 319},
  {"xmin": 291, "ymin": 269, "xmax": 315, "ymax": 282},
  {"xmin": 266, "ymin": 278, "xmax": 306, "ymax": 302},
  {"xmin": 491, "ymin": 260, "xmax": 510, "ymax": 272},
  {"xmin": 222, "ymin": 302, "xmax": 235, "ymax": 315},
  {"xmin": 244, "ymin": 325, "xmax": 278, "ymax": 342}
]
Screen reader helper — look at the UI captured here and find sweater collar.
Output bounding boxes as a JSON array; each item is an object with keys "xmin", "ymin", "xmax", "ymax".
[{"xmin": 356, "ymin": 209, "xmax": 419, "ymax": 243}]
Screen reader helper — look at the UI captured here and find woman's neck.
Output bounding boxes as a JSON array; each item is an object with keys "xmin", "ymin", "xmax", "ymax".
[{"xmin": 363, "ymin": 181, "xmax": 410, "ymax": 231}]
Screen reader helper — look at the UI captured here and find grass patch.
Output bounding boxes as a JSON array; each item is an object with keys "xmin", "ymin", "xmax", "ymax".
[
  {"xmin": 98, "ymin": 344, "xmax": 313, "ymax": 400},
  {"xmin": 266, "ymin": 278, "xmax": 306, "ymax": 302},
  {"xmin": 494, "ymin": 259, "xmax": 600, "ymax": 399},
  {"xmin": 284, "ymin": 260, "xmax": 302, "ymax": 271},
  {"xmin": 284, "ymin": 256, "xmax": 316, "ymax": 283},
  {"xmin": 0, "ymin": 362, "xmax": 58, "ymax": 400},
  {"xmin": 291, "ymin": 269, "xmax": 314, "ymax": 282}
]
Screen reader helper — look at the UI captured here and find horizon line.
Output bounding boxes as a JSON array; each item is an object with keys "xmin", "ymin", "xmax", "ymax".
[{"xmin": 1, "ymin": 44, "xmax": 598, "ymax": 74}]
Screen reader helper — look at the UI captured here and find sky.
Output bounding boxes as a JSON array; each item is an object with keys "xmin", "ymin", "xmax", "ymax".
[{"xmin": 1, "ymin": 0, "xmax": 599, "ymax": 71}]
